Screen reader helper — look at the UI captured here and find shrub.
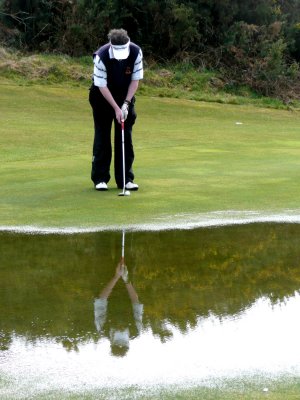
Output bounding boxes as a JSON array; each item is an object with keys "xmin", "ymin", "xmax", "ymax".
[{"xmin": 221, "ymin": 21, "xmax": 300, "ymax": 101}]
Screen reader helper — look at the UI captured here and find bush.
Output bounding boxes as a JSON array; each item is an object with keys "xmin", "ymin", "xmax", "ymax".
[{"xmin": 221, "ymin": 21, "xmax": 300, "ymax": 101}]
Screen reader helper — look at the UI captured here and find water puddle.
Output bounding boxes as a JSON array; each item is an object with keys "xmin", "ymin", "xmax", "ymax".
[{"xmin": 1, "ymin": 223, "xmax": 300, "ymax": 398}]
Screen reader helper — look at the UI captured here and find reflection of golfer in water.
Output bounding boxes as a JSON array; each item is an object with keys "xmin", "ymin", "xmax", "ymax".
[{"xmin": 94, "ymin": 261, "xmax": 143, "ymax": 357}]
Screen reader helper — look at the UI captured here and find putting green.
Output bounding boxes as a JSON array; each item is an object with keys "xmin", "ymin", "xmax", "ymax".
[{"xmin": 1, "ymin": 84, "xmax": 300, "ymax": 230}]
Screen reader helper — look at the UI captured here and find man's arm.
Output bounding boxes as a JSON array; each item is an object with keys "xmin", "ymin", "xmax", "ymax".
[
  {"xmin": 121, "ymin": 266, "xmax": 139, "ymax": 303},
  {"xmin": 124, "ymin": 281, "xmax": 139, "ymax": 303},
  {"xmin": 99, "ymin": 263, "xmax": 123, "ymax": 298},
  {"xmin": 124, "ymin": 80, "xmax": 139, "ymax": 103},
  {"xmin": 99, "ymin": 81, "xmax": 139, "ymax": 124},
  {"xmin": 99, "ymin": 87, "xmax": 123, "ymax": 124},
  {"xmin": 93, "ymin": 56, "xmax": 123, "ymax": 123}
]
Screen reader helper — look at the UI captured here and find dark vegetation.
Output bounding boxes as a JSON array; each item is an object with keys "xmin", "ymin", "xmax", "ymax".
[{"xmin": 1, "ymin": 0, "xmax": 300, "ymax": 102}]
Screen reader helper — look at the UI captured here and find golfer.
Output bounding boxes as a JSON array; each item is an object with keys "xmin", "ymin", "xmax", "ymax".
[
  {"xmin": 94, "ymin": 262, "xmax": 143, "ymax": 357},
  {"xmin": 89, "ymin": 28, "xmax": 143, "ymax": 191}
]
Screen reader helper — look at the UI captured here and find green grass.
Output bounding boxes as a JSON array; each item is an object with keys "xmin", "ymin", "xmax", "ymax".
[
  {"xmin": 5, "ymin": 378, "xmax": 300, "ymax": 399},
  {"xmin": 1, "ymin": 83, "xmax": 300, "ymax": 229}
]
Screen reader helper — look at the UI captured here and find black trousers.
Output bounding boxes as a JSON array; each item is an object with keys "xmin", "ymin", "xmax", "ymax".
[{"xmin": 89, "ymin": 85, "xmax": 136, "ymax": 188}]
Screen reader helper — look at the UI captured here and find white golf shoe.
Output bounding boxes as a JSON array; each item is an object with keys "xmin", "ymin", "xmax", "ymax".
[
  {"xmin": 95, "ymin": 182, "xmax": 108, "ymax": 191},
  {"xmin": 125, "ymin": 182, "xmax": 139, "ymax": 191}
]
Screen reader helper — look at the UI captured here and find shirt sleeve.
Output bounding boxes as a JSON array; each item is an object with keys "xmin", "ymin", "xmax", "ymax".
[
  {"xmin": 131, "ymin": 49, "xmax": 144, "ymax": 81},
  {"xmin": 132, "ymin": 302, "xmax": 144, "ymax": 333},
  {"xmin": 94, "ymin": 298, "xmax": 108, "ymax": 332},
  {"xmin": 93, "ymin": 55, "xmax": 107, "ymax": 87}
]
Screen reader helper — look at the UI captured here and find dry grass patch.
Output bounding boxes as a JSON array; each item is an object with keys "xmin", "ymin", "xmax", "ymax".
[{"xmin": 0, "ymin": 47, "xmax": 90, "ymax": 83}]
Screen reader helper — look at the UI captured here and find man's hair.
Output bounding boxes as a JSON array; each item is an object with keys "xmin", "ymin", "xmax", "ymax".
[
  {"xmin": 108, "ymin": 29, "xmax": 129, "ymax": 45},
  {"xmin": 110, "ymin": 344, "xmax": 129, "ymax": 357}
]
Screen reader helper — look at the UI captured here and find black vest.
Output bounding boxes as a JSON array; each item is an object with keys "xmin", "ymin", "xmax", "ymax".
[{"xmin": 93, "ymin": 42, "xmax": 140, "ymax": 101}]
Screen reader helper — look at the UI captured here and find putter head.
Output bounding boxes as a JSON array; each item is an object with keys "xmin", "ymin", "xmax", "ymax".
[{"xmin": 118, "ymin": 190, "xmax": 130, "ymax": 196}]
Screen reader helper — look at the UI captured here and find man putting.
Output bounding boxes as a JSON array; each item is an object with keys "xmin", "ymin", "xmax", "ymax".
[{"xmin": 89, "ymin": 28, "xmax": 143, "ymax": 191}]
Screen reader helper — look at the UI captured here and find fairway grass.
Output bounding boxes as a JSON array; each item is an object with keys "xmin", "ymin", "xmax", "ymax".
[{"xmin": 1, "ymin": 84, "xmax": 300, "ymax": 230}]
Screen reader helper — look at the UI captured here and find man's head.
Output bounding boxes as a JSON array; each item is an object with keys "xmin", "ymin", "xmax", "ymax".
[
  {"xmin": 109, "ymin": 328, "xmax": 130, "ymax": 357},
  {"xmin": 108, "ymin": 28, "xmax": 130, "ymax": 60}
]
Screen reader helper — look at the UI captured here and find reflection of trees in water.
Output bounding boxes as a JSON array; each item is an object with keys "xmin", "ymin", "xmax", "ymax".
[
  {"xmin": 132, "ymin": 224, "xmax": 300, "ymax": 340},
  {"xmin": 0, "ymin": 331, "xmax": 12, "ymax": 351},
  {"xmin": 1, "ymin": 223, "xmax": 300, "ymax": 350}
]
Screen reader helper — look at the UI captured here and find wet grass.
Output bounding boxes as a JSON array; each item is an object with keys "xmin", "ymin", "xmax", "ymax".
[
  {"xmin": 7, "ymin": 379, "xmax": 300, "ymax": 399},
  {"xmin": 1, "ymin": 84, "xmax": 300, "ymax": 229}
]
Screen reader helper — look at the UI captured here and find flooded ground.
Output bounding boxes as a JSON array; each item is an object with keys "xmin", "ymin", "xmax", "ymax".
[{"xmin": 1, "ymin": 223, "xmax": 300, "ymax": 399}]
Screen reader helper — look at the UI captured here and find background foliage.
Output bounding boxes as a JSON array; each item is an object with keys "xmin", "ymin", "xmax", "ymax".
[{"xmin": 1, "ymin": 0, "xmax": 300, "ymax": 100}]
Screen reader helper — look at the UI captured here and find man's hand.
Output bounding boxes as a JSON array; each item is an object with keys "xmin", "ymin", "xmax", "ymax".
[
  {"xmin": 115, "ymin": 107, "xmax": 123, "ymax": 124},
  {"xmin": 121, "ymin": 102, "xmax": 129, "ymax": 121},
  {"xmin": 121, "ymin": 265, "xmax": 129, "ymax": 283},
  {"xmin": 114, "ymin": 262, "xmax": 129, "ymax": 283},
  {"xmin": 115, "ymin": 262, "xmax": 124, "ymax": 278}
]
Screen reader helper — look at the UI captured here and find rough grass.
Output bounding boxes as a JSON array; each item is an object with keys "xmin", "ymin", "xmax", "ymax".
[
  {"xmin": 1, "ymin": 46, "xmax": 299, "ymax": 109},
  {"xmin": 0, "ymin": 47, "xmax": 89, "ymax": 85}
]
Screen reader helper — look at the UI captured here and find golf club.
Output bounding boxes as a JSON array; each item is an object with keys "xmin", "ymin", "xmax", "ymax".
[
  {"xmin": 118, "ymin": 120, "xmax": 130, "ymax": 197},
  {"xmin": 120, "ymin": 229, "xmax": 130, "ymax": 284},
  {"xmin": 121, "ymin": 229, "xmax": 125, "ymax": 264}
]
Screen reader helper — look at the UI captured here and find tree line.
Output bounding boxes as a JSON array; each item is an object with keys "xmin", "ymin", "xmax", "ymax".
[{"xmin": 1, "ymin": 0, "xmax": 300, "ymax": 99}]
